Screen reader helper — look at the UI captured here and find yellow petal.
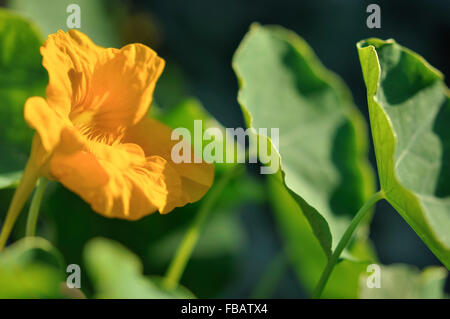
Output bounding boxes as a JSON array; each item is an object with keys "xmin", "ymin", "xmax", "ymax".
[
  {"xmin": 50, "ymin": 127, "xmax": 183, "ymax": 219},
  {"xmin": 42, "ymin": 30, "xmax": 165, "ymax": 143},
  {"xmin": 24, "ymin": 96, "xmax": 69, "ymax": 152},
  {"xmin": 124, "ymin": 117, "xmax": 215, "ymax": 204},
  {"xmin": 70, "ymin": 43, "xmax": 165, "ymax": 143},
  {"xmin": 41, "ymin": 30, "xmax": 101, "ymax": 117}
]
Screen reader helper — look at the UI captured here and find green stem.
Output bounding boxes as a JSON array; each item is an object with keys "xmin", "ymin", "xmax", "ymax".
[
  {"xmin": 163, "ymin": 164, "xmax": 245, "ymax": 291},
  {"xmin": 25, "ymin": 177, "xmax": 49, "ymax": 237},
  {"xmin": 312, "ymin": 191, "xmax": 384, "ymax": 299},
  {"xmin": 0, "ymin": 159, "xmax": 40, "ymax": 251}
]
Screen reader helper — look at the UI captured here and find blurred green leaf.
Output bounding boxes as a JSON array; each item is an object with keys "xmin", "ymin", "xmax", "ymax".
[
  {"xmin": 359, "ymin": 264, "xmax": 448, "ymax": 299},
  {"xmin": 358, "ymin": 39, "xmax": 450, "ymax": 268},
  {"xmin": 157, "ymin": 97, "xmax": 244, "ymax": 172},
  {"xmin": 148, "ymin": 275, "xmax": 197, "ymax": 299},
  {"xmin": 0, "ymin": 171, "xmax": 22, "ymax": 189},
  {"xmin": 0, "ymin": 237, "xmax": 65, "ymax": 298},
  {"xmin": 9, "ymin": 0, "xmax": 121, "ymax": 47},
  {"xmin": 0, "ymin": 9, "xmax": 47, "ymax": 174},
  {"xmin": 233, "ymin": 24, "xmax": 375, "ymax": 257},
  {"xmin": 84, "ymin": 237, "xmax": 194, "ymax": 298},
  {"xmin": 154, "ymin": 64, "xmax": 190, "ymax": 111},
  {"xmin": 158, "ymin": 98, "xmax": 214, "ymax": 134}
]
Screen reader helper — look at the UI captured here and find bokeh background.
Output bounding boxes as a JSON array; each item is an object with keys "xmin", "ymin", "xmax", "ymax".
[{"xmin": 1, "ymin": 0, "xmax": 449, "ymax": 297}]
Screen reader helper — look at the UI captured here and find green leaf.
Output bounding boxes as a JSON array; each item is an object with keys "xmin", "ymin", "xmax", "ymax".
[
  {"xmin": 8, "ymin": 0, "xmax": 120, "ymax": 47},
  {"xmin": 0, "ymin": 9, "xmax": 47, "ymax": 174},
  {"xmin": 84, "ymin": 237, "xmax": 195, "ymax": 298},
  {"xmin": 153, "ymin": 64, "xmax": 190, "ymax": 111},
  {"xmin": 268, "ymin": 175, "xmax": 375, "ymax": 298},
  {"xmin": 157, "ymin": 97, "xmax": 243, "ymax": 172},
  {"xmin": 0, "ymin": 170, "xmax": 22, "ymax": 189},
  {"xmin": 233, "ymin": 24, "xmax": 375, "ymax": 256},
  {"xmin": 357, "ymin": 39, "xmax": 450, "ymax": 268},
  {"xmin": 359, "ymin": 264, "xmax": 448, "ymax": 299},
  {"xmin": 0, "ymin": 237, "xmax": 65, "ymax": 298}
]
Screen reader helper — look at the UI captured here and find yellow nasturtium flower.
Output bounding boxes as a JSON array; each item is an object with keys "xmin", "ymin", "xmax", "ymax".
[{"xmin": 0, "ymin": 30, "xmax": 213, "ymax": 247}]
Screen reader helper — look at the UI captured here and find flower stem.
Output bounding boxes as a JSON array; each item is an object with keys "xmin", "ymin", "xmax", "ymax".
[
  {"xmin": 312, "ymin": 191, "xmax": 384, "ymax": 299},
  {"xmin": 163, "ymin": 164, "xmax": 245, "ymax": 291},
  {"xmin": 25, "ymin": 177, "xmax": 49, "ymax": 237},
  {"xmin": 0, "ymin": 160, "xmax": 40, "ymax": 251}
]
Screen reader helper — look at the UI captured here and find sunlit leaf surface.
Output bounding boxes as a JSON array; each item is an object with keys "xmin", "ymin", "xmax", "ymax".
[
  {"xmin": 233, "ymin": 24, "xmax": 375, "ymax": 256},
  {"xmin": 84, "ymin": 237, "xmax": 195, "ymax": 298},
  {"xmin": 0, "ymin": 237, "xmax": 65, "ymax": 298},
  {"xmin": 358, "ymin": 39, "xmax": 450, "ymax": 268}
]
